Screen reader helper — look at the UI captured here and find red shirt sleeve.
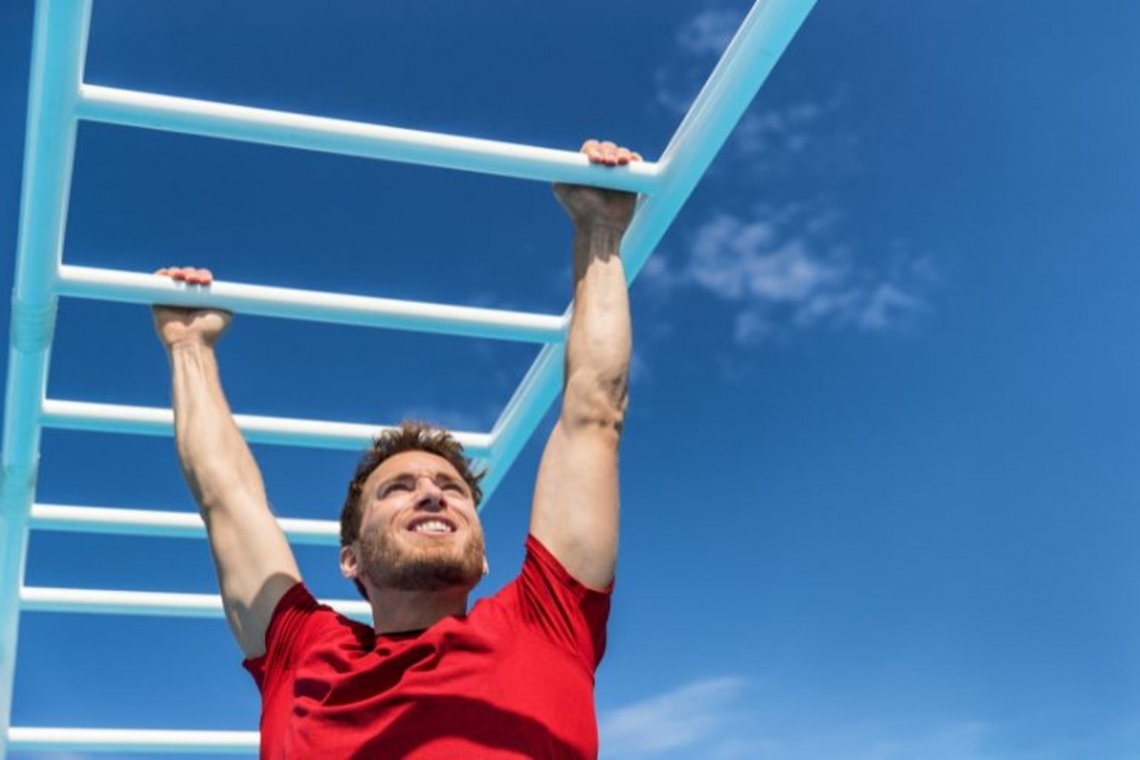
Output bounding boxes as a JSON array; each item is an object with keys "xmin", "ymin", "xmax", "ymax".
[
  {"xmin": 515, "ymin": 534, "xmax": 614, "ymax": 671},
  {"xmin": 242, "ymin": 582, "xmax": 324, "ymax": 691}
]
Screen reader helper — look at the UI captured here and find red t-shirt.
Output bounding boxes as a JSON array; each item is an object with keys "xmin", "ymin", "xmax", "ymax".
[{"xmin": 244, "ymin": 535, "xmax": 613, "ymax": 759}]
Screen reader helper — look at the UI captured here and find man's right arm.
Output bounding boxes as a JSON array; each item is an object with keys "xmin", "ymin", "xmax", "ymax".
[{"xmin": 153, "ymin": 267, "xmax": 301, "ymax": 659}]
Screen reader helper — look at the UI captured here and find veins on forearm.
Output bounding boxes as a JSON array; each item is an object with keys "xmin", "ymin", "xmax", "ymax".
[{"xmin": 565, "ymin": 226, "xmax": 632, "ymax": 430}]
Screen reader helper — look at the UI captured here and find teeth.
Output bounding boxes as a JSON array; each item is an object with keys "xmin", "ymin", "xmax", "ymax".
[{"xmin": 413, "ymin": 520, "xmax": 452, "ymax": 534}]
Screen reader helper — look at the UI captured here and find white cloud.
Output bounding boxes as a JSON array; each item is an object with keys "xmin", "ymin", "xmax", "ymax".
[
  {"xmin": 689, "ymin": 216, "xmax": 839, "ymax": 302},
  {"xmin": 643, "ymin": 3, "xmax": 935, "ymax": 347},
  {"xmin": 857, "ymin": 282, "xmax": 924, "ymax": 331},
  {"xmin": 597, "ymin": 676, "xmax": 1115, "ymax": 760},
  {"xmin": 599, "ymin": 676, "xmax": 750, "ymax": 758},
  {"xmin": 655, "ymin": 4, "xmax": 852, "ymax": 176},
  {"xmin": 676, "ymin": 8, "xmax": 742, "ymax": 57},
  {"xmin": 733, "ymin": 102, "xmax": 826, "ymax": 158},
  {"xmin": 656, "ymin": 210, "xmax": 933, "ymax": 345},
  {"xmin": 654, "ymin": 8, "xmax": 743, "ymax": 114}
]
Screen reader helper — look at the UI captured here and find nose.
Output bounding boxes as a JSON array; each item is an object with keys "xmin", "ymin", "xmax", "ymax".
[{"xmin": 414, "ymin": 477, "xmax": 445, "ymax": 509}]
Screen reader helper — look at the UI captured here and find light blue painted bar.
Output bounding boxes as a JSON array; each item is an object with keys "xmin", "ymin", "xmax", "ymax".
[
  {"xmin": 0, "ymin": 1, "xmax": 91, "ymax": 756},
  {"xmin": 19, "ymin": 586, "xmax": 371, "ymax": 623},
  {"xmin": 8, "ymin": 727, "xmax": 258, "ymax": 755},
  {"xmin": 58, "ymin": 264, "xmax": 567, "ymax": 344},
  {"xmin": 39, "ymin": 399, "xmax": 495, "ymax": 458},
  {"xmin": 479, "ymin": 0, "xmax": 818, "ymax": 501},
  {"xmin": 77, "ymin": 84, "xmax": 661, "ymax": 194},
  {"xmin": 30, "ymin": 503, "xmax": 342, "ymax": 546},
  {"xmin": 480, "ymin": 344, "xmax": 563, "ymax": 497}
]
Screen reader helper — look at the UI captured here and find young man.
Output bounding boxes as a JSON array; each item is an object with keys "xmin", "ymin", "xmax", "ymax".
[{"xmin": 152, "ymin": 140, "xmax": 640, "ymax": 759}]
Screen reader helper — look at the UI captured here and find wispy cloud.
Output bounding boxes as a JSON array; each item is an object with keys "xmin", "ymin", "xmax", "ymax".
[
  {"xmin": 599, "ymin": 673, "xmax": 1127, "ymax": 760},
  {"xmin": 643, "ymin": 210, "xmax": 935, "ymax": 345},
  {"xmin": 655, "ymin": 5, "xmax": 851, "ymax": 173},
  {"xmin": 655, "ymin": 7, "xmax": 743, "ymax": 114},
  {"xmin": 641, "ymin": 3, "xmax": 933, "ymax": 346},
  {"xmin": 676, "ymin": 8, "xmax": 742, "ymax": 57},
  {"xmin": 599, "ymin": 676, "xmax": 752, "ymax": 759}
]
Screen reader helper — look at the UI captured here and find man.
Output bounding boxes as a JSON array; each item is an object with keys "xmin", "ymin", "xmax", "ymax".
[{"xmin": 152, "ymin": 139, "xmax": 640, "ymax": 759}]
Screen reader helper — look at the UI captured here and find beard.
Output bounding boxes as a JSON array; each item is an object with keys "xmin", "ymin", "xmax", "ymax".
[{"xmin": 360, "ymin": 525, "xmax": 486, "ymax": 593}]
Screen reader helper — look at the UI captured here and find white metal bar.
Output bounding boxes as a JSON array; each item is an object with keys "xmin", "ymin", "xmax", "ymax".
[
  {"xmin": 30, "ymin": 504, "xmax": 341, "ymax": 545},
  {"xmin": 0, "ymin": 1, "xmax": 92, "ymax": 755},
  {"xmin": 479, "ymin": 0, "xmax": 818, "ymax": 500},
  {"xmin": 77, "ymin": 84, "xmax": 661, "ymax": 194},
  {"xmin": 58, "ymin": 264, "xmax": 568, "ymax": 344},
  {"xmin": 8, "ymin": 727, "xmax": 258, "ymax": 754},
  {"xmin": 39, "ymin": 398, "xmax": 494, "ymax": 457},
  {"xmin": 20, "ymin": 586, "xmax": 371, "ymax": 621}
]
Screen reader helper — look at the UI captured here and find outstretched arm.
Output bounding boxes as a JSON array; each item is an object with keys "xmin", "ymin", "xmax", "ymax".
[
  {"xmin": 530, "ymin": 141, "xmax": 640, "ymax": 590},
  {"xmin": 153, "ymin": 267, "xmax": 301, "ymax": 658}
]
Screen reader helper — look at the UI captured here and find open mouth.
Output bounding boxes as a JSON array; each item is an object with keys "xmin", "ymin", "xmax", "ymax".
[{"xmin": 407, "ymin": 517, "xmax": 457, "ymax": 536}]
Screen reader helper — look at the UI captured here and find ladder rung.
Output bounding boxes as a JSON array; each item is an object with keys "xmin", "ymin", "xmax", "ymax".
[
  {"xmin": 20, "ymin": 586, "xmax": 370, "ymax": 621},
  {"xmin": 8, "ymin": 727, "xmax": 258, "ymax": 753},
  {"xmin": 30, "ymin": 504, "xmax": 340, "ymax": 545},
  {"xmin": 77, "ymin": 84, "xmax": 660, "ymax": 194},
  {"xmin": 40, "ymin": 398, "xmax": 494, "ymax": 456},
  {"xmin": 58, "ymin": 264, "xmax": 567, "ymax": 344}
]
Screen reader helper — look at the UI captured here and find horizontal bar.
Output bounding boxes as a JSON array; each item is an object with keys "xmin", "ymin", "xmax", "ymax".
[
  {"xmin": 77, "ymin": 84, "xmax": 660, "ymax": 193},
  {"xmin": 20, "ymin": 586, "xmax": 370, "ymax": 622},
  {"xmin": 40, "ymin": 399, "xmax": 494, "ymax": 457},
  {"xmin": 58, "ymin": 265, "xmax": 567, "ymax": 344},
  {"xmin": 30, "ymin": 504, "xmax": 340, "ymax": 545},
  {"xmin": 8, "ymin": 727, "xmax": 257, "ymax": 754}
]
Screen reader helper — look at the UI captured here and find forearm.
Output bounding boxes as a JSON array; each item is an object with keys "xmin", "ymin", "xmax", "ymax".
[
  {"xmin": 564, "ymin": 225, "xmax": 632, "ymax": 433},
  {"xmin": 532, "ymin": 141, "xmax": 636, "ymax": 588},
  {"xmin": 168, "ymin": 341, "xmax": 267, "ymax": 516},
  {"xmin": 154, "ymin": 282, "xmax": 298, "ymax": 657}
]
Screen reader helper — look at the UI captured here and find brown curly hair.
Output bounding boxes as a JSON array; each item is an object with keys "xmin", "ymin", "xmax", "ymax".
[{"xmin": 340, "ymin": 419, "xmax": 485, "ymax": 545}]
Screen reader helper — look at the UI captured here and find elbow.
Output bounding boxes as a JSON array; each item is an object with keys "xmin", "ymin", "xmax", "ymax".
[{"xmin": 563, "ymin": 369, "xmax": 629, "ymax": 439}]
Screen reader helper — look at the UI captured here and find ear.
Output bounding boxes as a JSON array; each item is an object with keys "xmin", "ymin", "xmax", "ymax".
[{"xmin": 340, "ymin": 544, "xmax": 360, "ymax": 580}]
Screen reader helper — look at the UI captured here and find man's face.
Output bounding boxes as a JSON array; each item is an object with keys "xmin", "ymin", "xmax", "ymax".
[{"xmin": 343, "ymin": 450, "xmax": 486, "ymax": 595}]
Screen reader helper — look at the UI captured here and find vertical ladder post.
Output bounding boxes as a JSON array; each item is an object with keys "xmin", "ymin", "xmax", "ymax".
[{"xmin": 0, "ymin": 1, "xmax": 92, "ymax": 755}]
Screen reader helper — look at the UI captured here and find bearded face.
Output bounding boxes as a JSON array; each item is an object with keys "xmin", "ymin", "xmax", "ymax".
[
  {"xmin": 345, "ymin": 450, "xmax": 486, "ymax": 597},
  {"xmin": 359, "ymin": 518, "xmax": 485, "ymax": 593}
]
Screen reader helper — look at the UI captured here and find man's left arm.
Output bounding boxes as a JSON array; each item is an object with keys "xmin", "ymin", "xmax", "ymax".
[{"xmin": 530, "ymin": 140, "xmax": 640, "ymax": 591}]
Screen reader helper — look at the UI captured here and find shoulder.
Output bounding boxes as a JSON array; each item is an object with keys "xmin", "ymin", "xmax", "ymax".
[
  {"xmin": 245, "ymin": 583, "xmax": 373, "ymax": 675},
  {"xmin": 479, "ymin": 535, "xmax": 613, "ymax": 670}
]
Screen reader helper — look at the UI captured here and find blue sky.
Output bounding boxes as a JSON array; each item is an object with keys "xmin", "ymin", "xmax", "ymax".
[{"xmin": 2, "ymin": 1, "xmax": 1139, "ymax": 758}]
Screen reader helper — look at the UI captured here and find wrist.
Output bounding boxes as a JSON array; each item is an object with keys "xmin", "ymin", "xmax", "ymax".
[
  {"xmin": 575, "ymin": 223, "xmax": 626, "ymax": 248},
  {"xmin": 166, "ymin": 335, "xmax": 216, "ymax": 355}
]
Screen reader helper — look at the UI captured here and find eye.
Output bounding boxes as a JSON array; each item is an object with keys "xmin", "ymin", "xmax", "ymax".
[
  {"xmin": 383, "ymin": 481, "xmax": 412, "ymax": 495},
  {"xmin": 443, "ymin": 482, "xmax": 466, "ymax": 493}
]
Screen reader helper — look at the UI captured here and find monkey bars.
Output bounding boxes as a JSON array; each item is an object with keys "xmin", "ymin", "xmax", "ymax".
[{"xmin": 0, "ymin": 0, "xmax": 818, "ymax": 753}]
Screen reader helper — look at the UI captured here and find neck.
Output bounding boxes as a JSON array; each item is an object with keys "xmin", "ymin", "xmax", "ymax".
[{"xmin": 367, "ymin": 586, "xmax": 470, "ymax": 635}]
